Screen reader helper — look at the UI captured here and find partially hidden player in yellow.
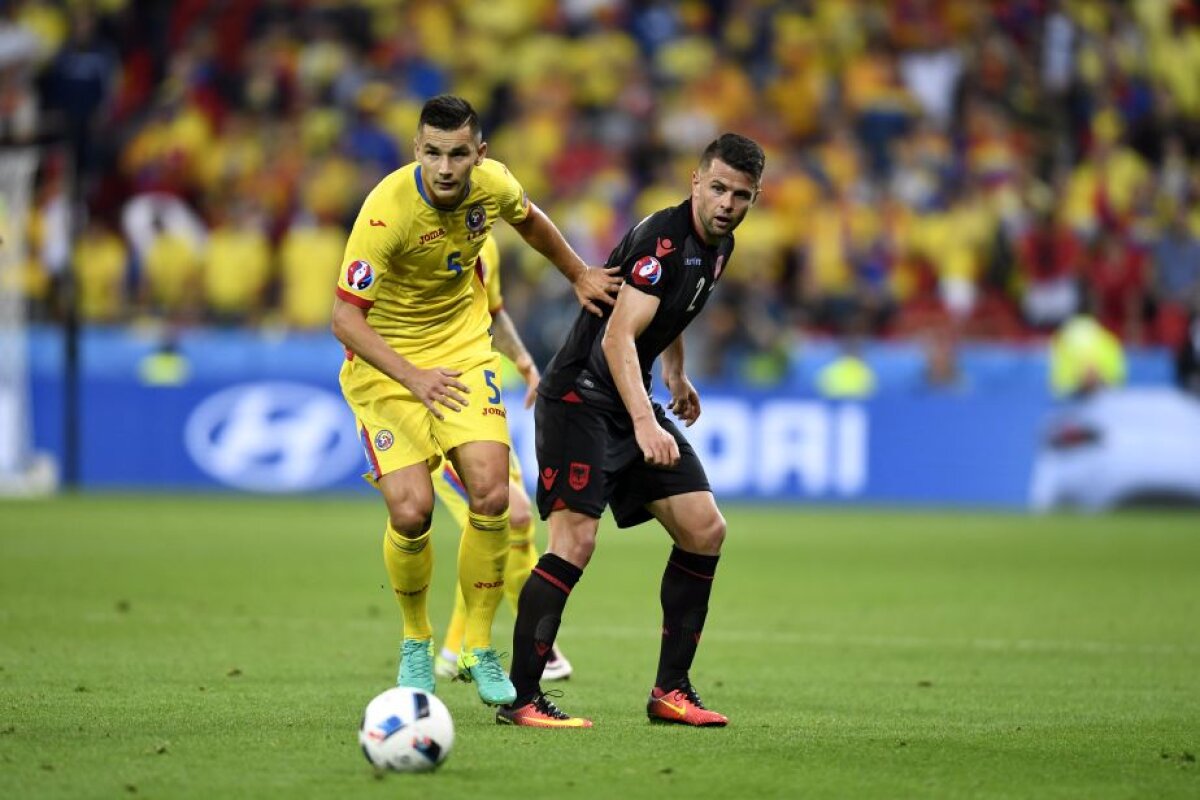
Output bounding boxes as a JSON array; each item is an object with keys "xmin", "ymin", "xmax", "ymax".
[
  {"xmin": 331, "ymin": 95, "xmax": 618, "ymax": 707},
  {"xmin": 431, "ymin": 234, "xmax": 573, "ymax": 683}
]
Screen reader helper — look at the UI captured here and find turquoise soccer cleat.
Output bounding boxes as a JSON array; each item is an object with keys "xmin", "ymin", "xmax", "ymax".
[
  {"xmin": 397, "ymin": 638, "xmax": 436, "ymax": 694},
  {"xmin": 457, "ymin": 647, "xmax": 517, "ymax": 706}
]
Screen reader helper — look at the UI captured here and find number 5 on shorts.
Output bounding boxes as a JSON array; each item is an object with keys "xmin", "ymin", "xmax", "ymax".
[{"xmin": 484, "ymin": 369, "xmax": 500, "ymax": 404}]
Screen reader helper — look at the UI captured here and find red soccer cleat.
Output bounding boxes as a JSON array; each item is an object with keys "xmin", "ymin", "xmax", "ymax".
[
  {"xmin": 496, "ymin": 692, "xmax": 593, "ymax": 728},
  {"xmin": 647, "ymin": 683, "xmax": 728, "ymax": 727}
]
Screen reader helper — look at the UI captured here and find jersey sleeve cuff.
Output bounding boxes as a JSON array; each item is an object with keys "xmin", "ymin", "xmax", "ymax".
[
  {"xmin": 335, "ymin": 288, "xmax": 374, "ymax": 309},
  {"xmin": 624, "ymin": 279, "xmax": 661, "ymax": 297},
  {"xmin": 507, "ymin": 198, "xmax": 534, "ymax": 225}
]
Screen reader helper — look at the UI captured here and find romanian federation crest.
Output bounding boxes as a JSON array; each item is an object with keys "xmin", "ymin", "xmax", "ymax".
[
  {"xmin": 465, "ymin": 204, "xmax": 487, "ymax": 233},
  {"xmin": 374, "ymin": 430, "xmax": 395, "ymax": 451}
]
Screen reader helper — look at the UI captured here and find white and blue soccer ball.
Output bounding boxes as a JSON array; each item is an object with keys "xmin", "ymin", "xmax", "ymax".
[{"xmin": 358, "ymin": 687, "xmax": 454, "ymax": 773}]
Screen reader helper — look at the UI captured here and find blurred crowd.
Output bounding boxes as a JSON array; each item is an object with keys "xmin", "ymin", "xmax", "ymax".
[{"xmin": 3, "ymin": 0, "xmax": 1200, "ymax": 381}]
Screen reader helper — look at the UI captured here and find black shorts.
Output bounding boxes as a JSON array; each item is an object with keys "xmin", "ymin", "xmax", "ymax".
[{"xmin": 534, "ymin": 393, "xmax": 711, "ymax": 529}]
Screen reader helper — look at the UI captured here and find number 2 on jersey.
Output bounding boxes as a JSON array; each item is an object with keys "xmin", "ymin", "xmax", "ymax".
[{"xmin": 687, "ymin": 277, "xmax": 707, "ymax": 311}]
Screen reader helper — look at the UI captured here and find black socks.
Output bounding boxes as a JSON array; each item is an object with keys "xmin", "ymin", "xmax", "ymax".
[
  {"xmin": 510, "ymin": 553, "xmax": 583, "ymax": 704},
  {"xmin": 656, "ymin": 546, "xmax": 720, "ymax": 691}
]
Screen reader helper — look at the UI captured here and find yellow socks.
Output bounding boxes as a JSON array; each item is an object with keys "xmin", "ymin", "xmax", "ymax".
[
  {"xmin": 444, "ymin": 518, "xmax": 538, "ymax": 651},
  {"xmin": 503, "ymin": 519, "xmax": 538, "ymax": 612},
  {"xmin": 382, "ymin": 522, "xmax": 433, "ymax": 641},
  {"xmin": 457, "ymin": 509, "xmax": 508, "ymax": 650},
  {"xmin": 443, "ymin": 590, "xmax": 468, "ymax": 656}
]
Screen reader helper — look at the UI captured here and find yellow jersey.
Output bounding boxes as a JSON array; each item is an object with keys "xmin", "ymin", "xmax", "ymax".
[
  {"xmin": 335, "ymin": 158, "xmax": 529, "ymax": 367},
  {"xmin": 477, "ymin": 234, "xmax": 504, "ymax": 315}
]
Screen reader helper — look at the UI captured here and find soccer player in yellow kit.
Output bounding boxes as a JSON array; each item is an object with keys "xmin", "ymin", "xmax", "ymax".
[
  {"xmin": 430, "ymin": 235, "xmax": 572, "ymax": 683},
  {"xmin": 331, "ymin": 96, "xmax": 617, "ymax": 706}
]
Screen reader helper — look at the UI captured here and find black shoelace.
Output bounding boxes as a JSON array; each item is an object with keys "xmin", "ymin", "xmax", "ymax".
[
  {"xmin": 534, "ymin": 691, "xmax": 571, "ymax": 719},
  {"xmin": 679, "ymin": 683, "xmax": 708, "ymax": 709}
]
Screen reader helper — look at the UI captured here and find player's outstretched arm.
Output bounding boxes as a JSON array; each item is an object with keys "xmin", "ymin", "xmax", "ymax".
[
  {"xmin": 491, "ymin": 308, "xmax": 540, "ymax": 408},
  {"xmin": 601, "ymin": 285, "xmax": 680, "ymax": 467},
  {"xmin": 510, "ymin": 202, "xmax": 621, "ymax": 316},
  {"xmin": 662, "ymin": 335, "xmax": 701, "ymax": 426},
  {"xmin": 331, "ymin": 297, "xmax": 469, "ymax": 420}
]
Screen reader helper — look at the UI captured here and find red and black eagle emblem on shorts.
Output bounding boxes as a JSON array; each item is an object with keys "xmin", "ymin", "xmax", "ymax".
[{"xmin": 568, "ymin": 462, "xmax": 591, "ymax": 491}]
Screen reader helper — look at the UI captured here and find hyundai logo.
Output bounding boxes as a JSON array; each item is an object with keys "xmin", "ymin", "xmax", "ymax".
[{"xmin": 184, "ymin": 382, "xmax": 360, "ymax": 492}]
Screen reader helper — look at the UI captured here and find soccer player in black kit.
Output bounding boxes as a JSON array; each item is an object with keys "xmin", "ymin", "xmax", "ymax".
[{"xmin": 496, "ymin": 134, "xmax": 765, "ymax": 728}]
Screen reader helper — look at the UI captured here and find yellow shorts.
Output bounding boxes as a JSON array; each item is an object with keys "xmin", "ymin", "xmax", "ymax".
[{"xmin": 341, "ymin": 350, "xmax": 511, "ymax": 482}]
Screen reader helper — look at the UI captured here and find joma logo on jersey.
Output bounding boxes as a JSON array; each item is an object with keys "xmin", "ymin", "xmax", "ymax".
[
  {"xmin": 481, "ymin": 407, "xmax": 507, "ymax": 418},
  {"xmin": 473, "ymin": 580, "xmax": 504, "ymax": 589},
  {"xmin": 419, "ymin": 228, "xmax": 446, "ymax": 244}
]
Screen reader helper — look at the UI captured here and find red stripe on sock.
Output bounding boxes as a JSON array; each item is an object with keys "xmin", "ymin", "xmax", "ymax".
[
  {"xmin": 668, "ymin": 560, "xmax": 715, "ymax": 581},
  {"xmin": 532, "ymin": 568, "xmax": 572, "ymax": 595}
]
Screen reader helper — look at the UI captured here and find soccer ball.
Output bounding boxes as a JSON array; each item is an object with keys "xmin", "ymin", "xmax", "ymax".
[{"xmin": 358, "ymin": 687, "xmax": 454, "ymax": 773}]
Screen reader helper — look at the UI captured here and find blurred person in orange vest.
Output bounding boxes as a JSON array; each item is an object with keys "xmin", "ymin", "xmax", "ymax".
[
  {"xmin": 817, "ymin": 329, "xmax": 877, "ymax": 400},
  {"xmin": 1049, "ymin": 314, "xmax": 1127, "ymax": 399}
]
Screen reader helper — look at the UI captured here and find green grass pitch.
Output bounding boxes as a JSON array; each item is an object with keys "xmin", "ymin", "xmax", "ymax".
[{"xmin": 1, "ymin": 496, "xmax": 1197, "ymax": 799}]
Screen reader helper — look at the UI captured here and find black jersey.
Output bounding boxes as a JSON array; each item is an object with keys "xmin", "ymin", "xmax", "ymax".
[{"xmin": 540, "ymin": 199, "xmax": 735, "ymax": 410}]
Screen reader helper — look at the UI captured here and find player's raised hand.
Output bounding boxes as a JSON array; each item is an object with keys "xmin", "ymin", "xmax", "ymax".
[
  {"xmin": 573, "ymin": 265, "xmax": 623, "ymax": 317},
  {"xmin": 515, "ymin": 353, "xmax": 541, "ymax": 409},
  {"xmin": 665, "ymin": 372, "xmax": 701, "ymax": 426},
  {"xmin": 402, "ymin": 366, "xmax": 470, "ymax": 421},
  {"xmin": 634, "ymin": 420, "xmax": 680, "ymax": 467}
]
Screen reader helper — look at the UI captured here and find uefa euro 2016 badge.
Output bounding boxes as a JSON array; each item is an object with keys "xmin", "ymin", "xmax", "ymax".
[
  {"xmin": 466, "ymin": 204, "xmax": 487, "ymax": 233},
  {"xmin": 631, "ymin": 255, "xmax": 662, "ymax": 286},
  {"xmin": 348, "ymin": 260, "xmax": 374, "ymax": 290},
  {"xmin": 374, "ymin": 430, "xmax": 394, "ymax": 451}
]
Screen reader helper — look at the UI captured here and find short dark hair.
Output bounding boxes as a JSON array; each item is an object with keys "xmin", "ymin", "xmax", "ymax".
[
  {"xmin": 418, "ymin": 95, "xmax": 481, "ymax": 138},
  {"xmin": 700, "ymin": 133, "xmax": 765, "ymax": 184}
]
